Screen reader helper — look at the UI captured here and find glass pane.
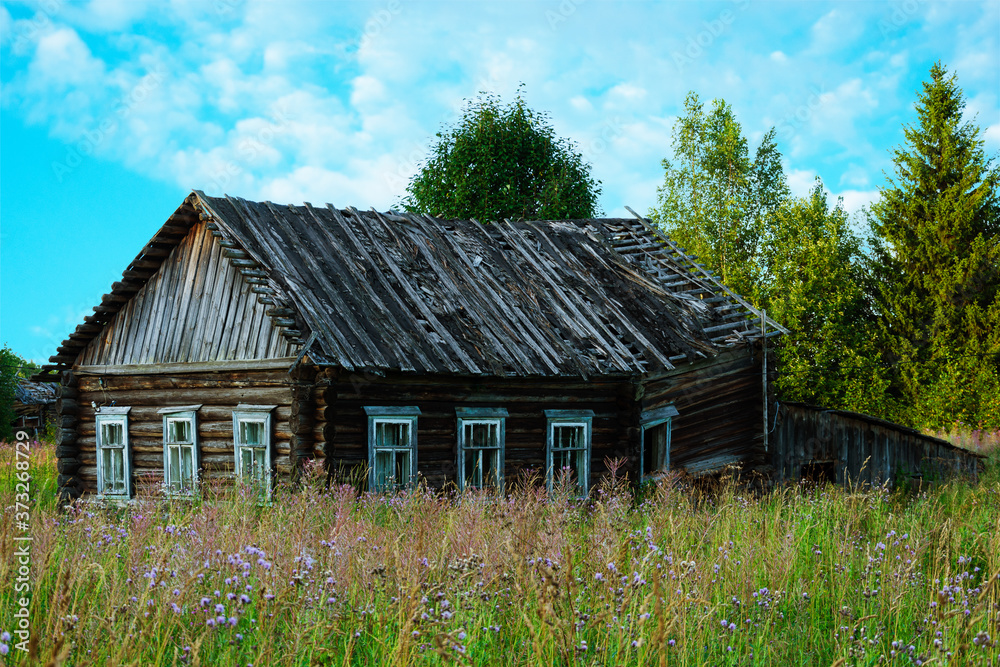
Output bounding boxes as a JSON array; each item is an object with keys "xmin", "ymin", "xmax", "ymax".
[
  {"xmin": 102, "ymin": 421, "xmax": 124, "ymax": 447},
  {"xmin": 376, "ymin": 421, "xmax": 409, "ymax": 448},
  {"xmin": 103, "ymin": 448, "xmax": 125, "ymax": 494},
  {"xmin": 464, "ymin": 449, "xmax": 483, "ymax": 488},
  {"xmin": 374, "ymin": 450, "xmax": 393, "ymax": 491},
  {"xmin": 181, "ymin": 446, "xmax": 194, "ymax": 491},
  {"xmin": 553, "ymin": 424, "xmax": 584, "ymax": 449},
  {"xmin": 168, "ymin": 445, "xmax": 181, "ymax": 491},
  {"xmin": 395, "ymin": 450, "xmax": 410, "ymax": 487},
  {"xmin": 168, "ymin": 419, "xmax": 192, "ymax": 444},
  {"xmin": 467, "ymin": 422, "xmax": 498, "ymax": 448},
  {"xmin": 465, "ymin": 448, "xmax": 500, "ymax": 489},
  {"xmin": 240, "ymin": 420, "xmax": 264, "ymax": 446}
]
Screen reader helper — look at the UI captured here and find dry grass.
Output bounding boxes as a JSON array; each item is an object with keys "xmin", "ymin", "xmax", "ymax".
[{"xmin": 1, "ymin": 448, "xmax": 998, "ymax": 665}]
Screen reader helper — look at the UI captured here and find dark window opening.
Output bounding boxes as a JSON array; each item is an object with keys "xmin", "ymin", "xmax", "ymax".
[
  {"xmin": 800, "ymin": 460, "xmax": 836, "ymax": 484},
  {"xmin": 642, "ymin": 421, "xmax": 670, "ymax": 477}
]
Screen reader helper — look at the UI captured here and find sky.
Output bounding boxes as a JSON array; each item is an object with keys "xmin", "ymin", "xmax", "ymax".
[{"xmin": 1, "ymin": 0, "xmax": 998, "ymax": 365}]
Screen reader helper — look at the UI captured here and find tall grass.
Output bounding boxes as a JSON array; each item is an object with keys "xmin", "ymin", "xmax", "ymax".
[{"xmin": 1, "ymin": 452, "xmax": 998, "ymax": 665}]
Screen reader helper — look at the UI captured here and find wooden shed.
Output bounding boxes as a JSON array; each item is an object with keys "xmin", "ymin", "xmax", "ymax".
[
  {"xmin": 772, "ymin": 402, "xmax": 983, "ymax": 485},
  {"xmin": 37, "ymin": 191, "xmax": 788, "ymax": 500}
]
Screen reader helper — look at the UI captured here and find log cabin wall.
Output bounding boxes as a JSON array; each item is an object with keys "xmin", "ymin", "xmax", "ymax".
[
  {"xmin": 639, "ymin": 348, "xmax": 766, "ymax": 476},
  {"xmin": 772, "ymin": 403, "xmax": 983, "ymax": 486},
  {"xmin": 76, "ymin": 220, "xmax": 296, "ymax": 366},
  {"xmin": 319, "ymin": 371, "xmax": 637, "ymax": 490},
  {"xmin": 72, "ymin": 369, "xmax": 295, "ymax": 495}
]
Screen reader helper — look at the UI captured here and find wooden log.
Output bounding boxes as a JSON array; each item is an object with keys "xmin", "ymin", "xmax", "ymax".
[
  {"xmin": 56, "ymin": 398, "xmax": 79, "ymax": 415},
  {"xmin": 57, "ymin": 458, "xmax": 81, "ymax": 474},
  {"xmin": 56, "ymin": 428, "xmax": 76, "ymax": 446}
]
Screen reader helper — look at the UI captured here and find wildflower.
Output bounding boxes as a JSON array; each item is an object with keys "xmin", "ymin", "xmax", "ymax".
[
  {"xmin": 206, "ymin": 618, "xmax": 216, "ymax": 628},
  {"xmin": 215, "ymin": 604, "xmax": 225, "ymax": 615},
  {"xmin": 173, "ymin": 589, "xmax": 180, "ymax": 596},
  {"xmin": 668, "ymin": 639, "xmax": 676, "ymax": 647},
  {"xmin": 0, "ymin": 644, "xmax": 8, "ymax": 656},
  {"xmin": 228, "ymin": 617, "xmax": 238, "ymax": 627},
  {"xmin": 200, "ymin": 597, "xmax": 210, "ymax": 607},
  {"xmin": 457, "ymin": 631, "xmax": 467, "ymax": 640},
  {"xmin": 171, "ymin": 603, "xmax": 181, "ymax": 614},
  {"xmin": 240, "ymin": 594, "xmax": 250, "ymax": 604}
]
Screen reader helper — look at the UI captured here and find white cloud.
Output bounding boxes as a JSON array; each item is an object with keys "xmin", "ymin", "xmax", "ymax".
[
  {"xmin": 770, "ymin": 51, "xmax": 787, "ymax": 63},
  {"xmin": 29, "ymin": 27, "xmax": 105, "ymax": 88}
]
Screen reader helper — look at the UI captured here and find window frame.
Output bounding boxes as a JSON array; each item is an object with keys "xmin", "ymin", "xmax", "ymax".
[
  {"xmin": 639, "ymin": 405, "xmax": 679, "ymax": 480},
  {"xmin": 544, "ymin": 409, "xmax": 594, "ymax": 495},
  {"xmin": 95, "ymin": 406, "xmax": 132, "ymax": 499},
  {"xmin": 232, "ymin": 404, "xmax": 276, "ymax": 497},
  {"xmin": 364, "ymin": 406, "xmax": 420, "ymax": 493},
  {"xmin": 159, "ymin": 405, "xmax": 202, "ymax": 496},
  {"xmin": 456, "ymin": 407, "xmax": 508, "ymax": 492}
]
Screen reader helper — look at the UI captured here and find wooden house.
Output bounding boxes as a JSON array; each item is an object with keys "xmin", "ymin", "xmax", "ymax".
[
  {"xmin": 12, "ymin": 380, "xmax": 56, "ymax": 439},
  {"xmin": 37, "ymin": 191, "xmax": 791, "ymax": 500}
]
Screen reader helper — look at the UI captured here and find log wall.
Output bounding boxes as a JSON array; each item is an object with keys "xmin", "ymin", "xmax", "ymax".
[
  {"xmin": 640, "ymin": 349, "xmax": 766, "ymax": 476},
  {"xmin": 72, "ymin": 370, "xmax": 295, "ymax": 495},
  {"xmin": 77, "ymin": 221, "xmax": 295, "ymax": 366},
  {"xmin": 772, "ymin": 403, "xmax": 983, "ymax": 485},
  {"xmin": 320, "ymin": 371, "xmax": 636, "ymax": 490}
]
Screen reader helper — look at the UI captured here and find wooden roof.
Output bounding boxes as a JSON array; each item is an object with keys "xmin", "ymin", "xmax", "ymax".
[{"xmin": 37, "ymin": 191, "xmax": 784, "ymax": 380}]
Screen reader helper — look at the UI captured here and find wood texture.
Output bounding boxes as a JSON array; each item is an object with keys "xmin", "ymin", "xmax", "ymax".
[{"xmin": 76, "ymin": 221, "xmax": 295, "ymax": 367}]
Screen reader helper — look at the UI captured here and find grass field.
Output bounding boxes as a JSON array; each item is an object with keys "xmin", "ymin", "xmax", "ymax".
[{"xmin": 1, "ymin": 440, "xmax": 998, "ymax": 666}]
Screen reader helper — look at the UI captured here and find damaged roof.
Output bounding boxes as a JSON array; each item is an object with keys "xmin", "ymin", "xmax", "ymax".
[{"xmin": 38, "ymin": 191, "xmax": 784, "ymax": 379}]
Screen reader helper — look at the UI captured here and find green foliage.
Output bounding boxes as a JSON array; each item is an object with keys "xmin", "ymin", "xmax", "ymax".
[
  {"xmin": 868, "ymin": 62, "xmax": 1000, "ymax": 430},
  {"xmin": 401, "ymin": 89, "xmax": 601, "ymax": 222},
  {"xmin": 761, "ymin": 180, "xmax": 893, "ymax": 415},
  {"xmin": 0, "ymin": 345, "xmax": 39, "ymax": 441},
  {"xmin": 650, "ymin": 91, "xmax": 789, "ymax": 300}
]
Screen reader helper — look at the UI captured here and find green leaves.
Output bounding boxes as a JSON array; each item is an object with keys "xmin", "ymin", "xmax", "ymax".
[
  {"xmin": 650, "ymin": 91, "xmax": 788, "ymax": 301},
  {"xmin": 400, "ymin": 90, "xmax": 601, "ymax": 222}
]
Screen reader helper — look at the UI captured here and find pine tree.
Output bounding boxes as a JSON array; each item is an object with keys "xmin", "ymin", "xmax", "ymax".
[{"xmin": 869, "ymin": 62, "xmax": 1000, "ymax": 429}]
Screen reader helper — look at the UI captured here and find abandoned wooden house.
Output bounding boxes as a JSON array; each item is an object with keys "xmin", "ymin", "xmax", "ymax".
[
  {"xmin": 36, "ymin": 191, "xmax": 981, "ymax": 500},
  {"xmin": 12, "ymin": 379, "xmax": 56, "ymax": 439}
]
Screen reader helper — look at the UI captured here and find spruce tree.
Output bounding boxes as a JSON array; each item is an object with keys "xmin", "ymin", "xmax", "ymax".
[{"xmin": 869, "ymin": 62, "xmax": 1000, "ymax": 429}]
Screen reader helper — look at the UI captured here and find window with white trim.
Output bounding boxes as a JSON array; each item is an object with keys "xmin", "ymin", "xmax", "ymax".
[
  {"xmin": 640, "ymin": 405, "xmax": 679, "ymax": 480},
  {"xmin": 545, "ymin": 409, "xmax": 593, "ymax": 494},
  {"xmin": 456, "ymin": 407, "xmax": 507, "ymax": 491},
  {"xmin": 159, "ymin": 405, "xmax": 201, "ymax": 495},
  {"xmin": 96, "ymin": 407, "xmax": 132, "ymax": 498},
  {"xmin": 365, "ymin": 406, "xmax": 420, "ymax": 492},
  {"xmin": 233, "ymin": 405, "xmax": 275, "ymax": 496}
]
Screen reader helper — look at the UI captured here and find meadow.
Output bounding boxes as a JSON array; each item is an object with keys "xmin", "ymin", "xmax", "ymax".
[{"xmin": 1, "ymin": 440, "xmax": 998, "ymax": 666}]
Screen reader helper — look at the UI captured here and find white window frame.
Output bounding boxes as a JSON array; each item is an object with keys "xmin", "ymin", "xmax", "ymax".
[
  {"xmin": 640, "ymin": 405, "xmax": 679, "ymax": 480},
  {"xmin": 365, "ymin": 406, "xmax": 420, "ymax": 493},
  {"xmin": 233, "ymin": 405, "xmax": 276, "ymax": 497},
  {"xmin": 456, "ymin": 407, "xmax": 507, "ymax": 492},
  {"xmin": 545, "ymin": 409, "xmax": 594, "ymax": 495},
  {"xmin": 95, "ymin": 406, "xmax": 132, "ymax": 499},
  {"xmin": 159, "ymin": 405, "xmax": 202, "ymax": 496}
]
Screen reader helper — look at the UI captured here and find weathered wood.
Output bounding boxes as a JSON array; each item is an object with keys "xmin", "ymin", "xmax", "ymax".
[{"xmin": 76, "ymin": 221, "xmax": 296, "ymax": 367}]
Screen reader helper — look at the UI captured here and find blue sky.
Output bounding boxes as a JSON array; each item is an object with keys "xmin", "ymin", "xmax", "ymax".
[{"xmin": 1, "ymin": 0, "xmax": 998, "ymax": 364}]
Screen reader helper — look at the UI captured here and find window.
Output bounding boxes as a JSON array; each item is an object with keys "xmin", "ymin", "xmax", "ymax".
[
  {"xmin": 545, "ymin": 410, "xmax": 594, "ymax": 494},
  {"xmin": 159, "ymin": 405, "xmax": 201, "ymax": 495},
  {"xmin": 96, "ymin": 407, "xmax": 132, "ymax": 498},
  {"xmin": 365, "ymin": 406, "xmax": 420, "ymax": 492},
  {"xmin": 233, "ymin": 405, "xmax": 275, "ymax": 496},
  {"xmin": 456, "ymin": 407, "xmax": 507, "ymax": 491},
  {"xmin": 640, "ymin": 405, "xmax": 679, "ymax": 480}
]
